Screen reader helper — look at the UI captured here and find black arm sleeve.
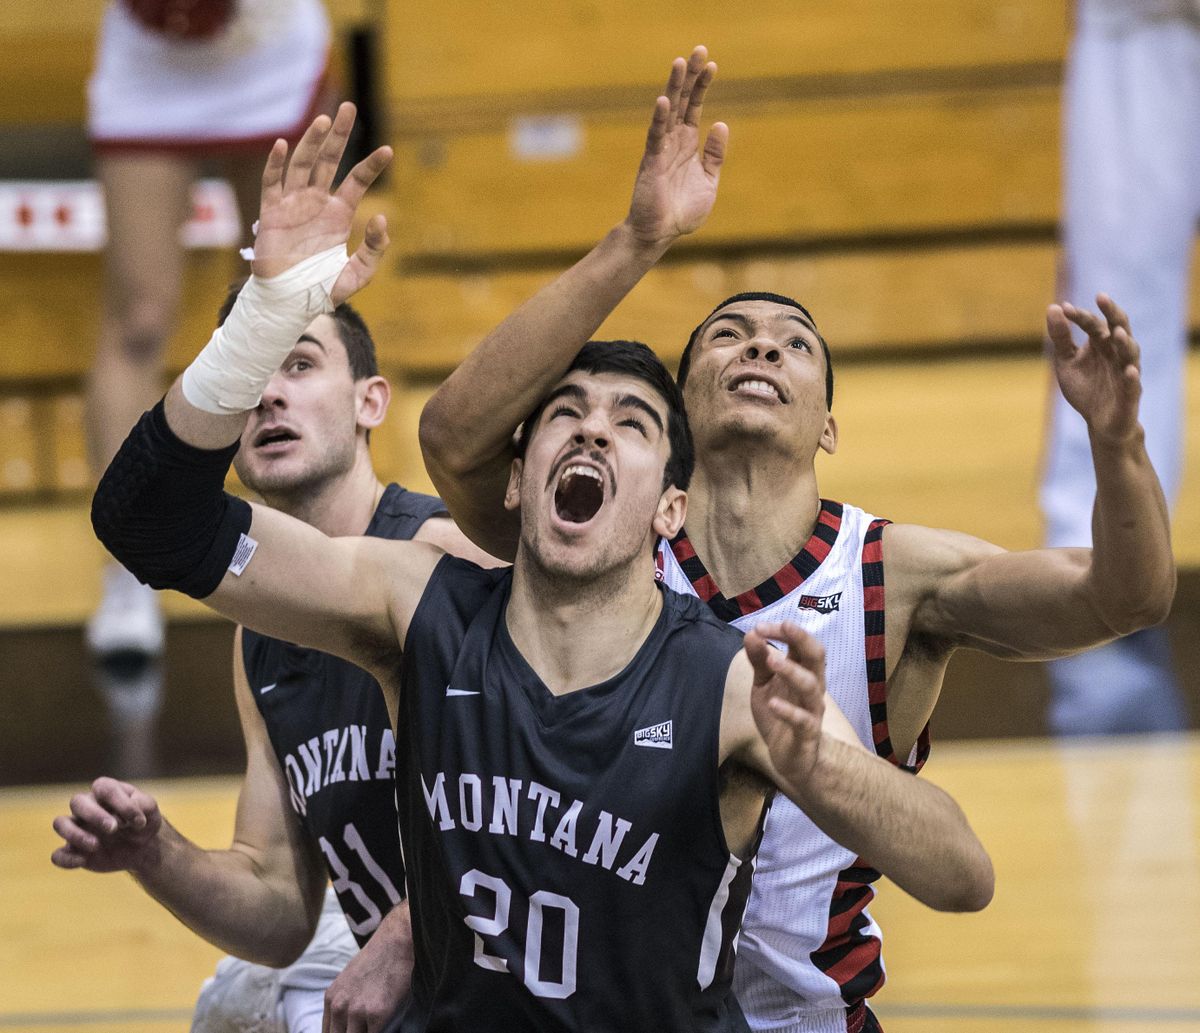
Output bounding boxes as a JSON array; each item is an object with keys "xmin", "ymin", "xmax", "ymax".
[{"xmin": 91, "ymin": 400, "xmax": 253, "ymax": 599}]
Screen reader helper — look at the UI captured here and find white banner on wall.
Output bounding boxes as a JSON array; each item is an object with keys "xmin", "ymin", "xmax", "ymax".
[{"xmin": 0, "ymin": 179, "xmax": 241, "ymax": 252}]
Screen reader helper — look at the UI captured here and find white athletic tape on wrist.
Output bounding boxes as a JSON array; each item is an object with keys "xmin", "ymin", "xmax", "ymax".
[{"xmin": 181, "ymin": 245, "xmax": 348, "ymax": 413}]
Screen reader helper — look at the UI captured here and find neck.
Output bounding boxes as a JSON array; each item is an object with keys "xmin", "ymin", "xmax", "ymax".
[
  {"xmin": 684, "ymin": 441, "xmax": 822, "ymax": 596},
  {"xmin": 506, "ymin": 548, "xmax": 663, "ymax": 696},
  {"xmin": 260, "ymin": 450, "xmax": 385, "ymax": 537}
]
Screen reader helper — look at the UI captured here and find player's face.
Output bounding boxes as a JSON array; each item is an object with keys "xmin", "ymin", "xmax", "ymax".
[
  {"xmin": 234, "ymin": 314, "xmax": 361, "ymax": 497},
  {"xmin": 507, "ymin": 370, "xmax": 685, "ymax": 580},
  {"xmin": 681, "ymin": 300, "xmax": 836, "ymax": 459}
]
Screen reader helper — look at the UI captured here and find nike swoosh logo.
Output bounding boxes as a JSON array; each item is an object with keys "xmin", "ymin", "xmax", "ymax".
[
  {"xmin": 445, "ymin": 687, "xmax": 481, "ymax": 697},
  {"xmin": 259, "ymin": 683, "xmax": 277, "ymax": 695}
]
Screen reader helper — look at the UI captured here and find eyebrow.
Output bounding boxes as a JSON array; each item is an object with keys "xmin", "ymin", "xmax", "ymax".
[
  {"xmin": 295, "ymin": 333, "xmax": 328, "ymax": 353},
  {"xmin": 615, "ymin": 393, "xmax": 665, "ymax": 434},
  {"xmin": 541, "ymin": 382, "xmax": 664, "ymax": 434},
  {"xmin": 709, "ymin": 310, "xmax": 820, "ymax": 337},
  {"xmin": 541, "ymin": 383, "xmax": 588, "ymax": 409}
]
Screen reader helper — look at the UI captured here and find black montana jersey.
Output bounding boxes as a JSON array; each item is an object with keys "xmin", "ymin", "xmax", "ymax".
[
  {"xmin": 243, "ymin": 484, "xmax": 446, "ymax": 946},
  {"xmin": 396, "ymin": 556, "xmax": 756, "ymax": 1033}
]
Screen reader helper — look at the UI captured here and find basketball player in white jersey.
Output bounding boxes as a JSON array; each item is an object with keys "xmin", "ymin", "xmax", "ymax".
[
  {"xmin": 418, "ymin": 49, "xmax": 1177, "ymax": 1033},
  {"xmin": 83, "ymin": 102, "xmax": 994, "ymax": 1033}
]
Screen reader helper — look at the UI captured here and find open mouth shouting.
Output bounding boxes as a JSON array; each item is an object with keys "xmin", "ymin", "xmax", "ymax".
[{"xmin": 553, "ymin": 461, "xmax": 608, "ymax": 526}]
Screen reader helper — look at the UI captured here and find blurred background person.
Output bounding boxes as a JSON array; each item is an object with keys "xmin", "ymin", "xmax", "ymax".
[
  {"xmin": 1040, "ymin": 0, "xmax": 1199, "ymax": 735},
  {"xmin": 84, "ymin": 0, "xmax": 333, "ymax": 736}
]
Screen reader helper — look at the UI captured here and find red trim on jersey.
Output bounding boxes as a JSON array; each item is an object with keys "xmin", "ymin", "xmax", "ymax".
[
  {"xmin": 667, "ymin": 499, "xmax": 844, "ymax": 624},
  {"xmin": 692, "ymin": 574, "xmax": 720, "ymax": 602},
  {"xmin": 736, "ymin": 587, "xmax": 764, "ymax": 615},
  {"xmin": 812, "ymin": 516, "xmax": 896, "ymax": 1009},
  {"xmin": 847, "ymin": 996, "xmax": 884, "ymax": 1033},
  {"xmin": 825, "ymin": 940, "xmax": 886, "ymax": 999}
]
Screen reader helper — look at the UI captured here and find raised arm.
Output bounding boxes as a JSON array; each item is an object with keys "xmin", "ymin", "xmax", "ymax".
[
  {"xmin": 91, "ymin": 105, "xmax": 440, "ymax": 666},
  {"xmin": 419, "ymin": 46, "xmax": 727, "ymax": 558},
  {"xmin": 51, "ymin": 634, "xmax": 326, "ymax": 966},
  {"xmin": 899, "ymin": 294, "xmax": 1175, "ymax": 659},
  {"xmin": 724, "ymin": 622, "xmax": 994, "ymax": 913}
]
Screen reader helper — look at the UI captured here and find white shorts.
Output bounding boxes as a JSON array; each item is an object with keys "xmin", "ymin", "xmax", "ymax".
[
  {"xmin": 191, "ymin": 888, "xmax": 358, "ymax": 1033},
  {"xmin": 88, "ymin": 0, "xmax": 330, "ymax": 154}
]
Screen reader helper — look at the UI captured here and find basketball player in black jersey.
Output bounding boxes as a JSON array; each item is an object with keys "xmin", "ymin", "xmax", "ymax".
[
  {"xmin": 53, "ymin": 288, "xmax": 491, "ymax": 1033},
  {"xmin": 418, "ymin": 48, "xmax": 1177, "ymax": 1033},
  {"xmin": 85, "ymin": 104, "xmax": 992, "ymax": 1032}
]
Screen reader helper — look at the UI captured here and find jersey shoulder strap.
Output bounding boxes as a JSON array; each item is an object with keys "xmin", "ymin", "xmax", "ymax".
[{"xmin": 368, "ymin": 483, "xmax": 448, "ymax": 542}]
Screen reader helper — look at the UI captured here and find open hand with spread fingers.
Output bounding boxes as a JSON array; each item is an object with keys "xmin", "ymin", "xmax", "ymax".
[
  {"xmin": 625, "ymin": 45, "xmax": 728, "ymax": 249},
  {"xmin": 1049, "ymin": 293, "xmax": 1144, "ymax": 445},
  {"xmin": 50, "ymin": 777, "xmax": 163, "ymax": 875},
  {"xmin": 251, "ymin": 101, "xmax": 393, "ymax": 306},
  {"xmin": 745, "ymin": 621, "xmax": 828, "ymax": 787}
]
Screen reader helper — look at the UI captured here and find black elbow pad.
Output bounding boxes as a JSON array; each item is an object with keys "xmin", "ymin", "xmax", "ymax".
[{"xmin": 92, "ymin": 400, "xmax": 253, "ymax": 599}]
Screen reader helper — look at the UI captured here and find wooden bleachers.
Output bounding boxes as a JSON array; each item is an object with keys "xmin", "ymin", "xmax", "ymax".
[
  {"xmin": 381, "ymin": 1, "xmax": 1065, "ymax": 261},
  {"xmin": 384, "ymin": 0, "xmax": 1066, "ymax": 112},
  {"xmin": 0, "ymin": 1, "xmax": 107, "ymax": 126},
  {"xmin": 387, "ymin": 85, "xmax": 1061, "ymax": 259}
]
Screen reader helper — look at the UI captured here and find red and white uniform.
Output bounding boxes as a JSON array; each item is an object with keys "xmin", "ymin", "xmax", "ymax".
[
  {"xmin": 656, "ymin": 500, "xmax": 927, "ymax": 1033},
  {"xmin": 88, "ymin": 0, "xmax": 330, "ymax": 154}
]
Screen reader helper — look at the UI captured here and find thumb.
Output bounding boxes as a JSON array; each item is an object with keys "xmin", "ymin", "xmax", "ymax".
[
  {"xmin": 1046, "ymin": 304, "xmax": 1077, "ymax": 364},
  {"xmin": 333, "ymin": 213, "xmax": 389, "ymax": 305},
  {"xmin": 702, "ymin": 122, "xmax": 728, "ymax": 178},
  {"xmin": 743, "ymin": 630, "xmax": 772, "ymax": 685}
]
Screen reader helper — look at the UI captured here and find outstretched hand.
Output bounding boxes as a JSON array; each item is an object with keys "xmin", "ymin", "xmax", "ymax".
[
  {"xmin": 745, "ymin": 621, "xmax": 827, "ymax": 786},
  {"xmin": 252, "ymin": 101, "xmax": 393, "ymax": 305},
  {"xmin": 50, "ymin": 777, "xmax": 163, "ymax": 874},
  {"xmin": 625, "ymin": 45, "xmax": 728, "ymax": 249},
  {"xmin": 1048, "ymin": 294, "xmax": 1143, "ymax": 444}
]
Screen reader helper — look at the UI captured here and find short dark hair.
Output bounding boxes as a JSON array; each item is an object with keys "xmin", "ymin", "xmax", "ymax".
[
  {"xmin": 515, "ymin": 340, "xmax": 695, "ymax": 491},
  {"xmin": 676, "ymin": 291, "xmax": 834, "ymax": 410},
  {"xmin": 216, "ymin": 280, "xmax": 379, "ymax": 381}
]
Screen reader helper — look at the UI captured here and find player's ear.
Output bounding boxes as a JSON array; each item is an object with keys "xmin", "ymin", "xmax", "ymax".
[
  {"xmin": 504, "ymin": 457, "xmax": 523, "ymax": 513},
  {"xmin": 653, "ymin": 485, "xmax": 687, "ymax": 540},
  {"xmin": 819, "ymin": 412, "xmax": 838, "ymax": 456},
  {"xmin": 355, "ymin": 375, "xmax": 391, "ymax": 432}
]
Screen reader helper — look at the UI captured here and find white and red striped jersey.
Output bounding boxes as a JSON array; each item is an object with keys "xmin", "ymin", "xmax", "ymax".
[{"xmin": 655, "ymin": 500, "xmax": 929, "ymax": 1033}]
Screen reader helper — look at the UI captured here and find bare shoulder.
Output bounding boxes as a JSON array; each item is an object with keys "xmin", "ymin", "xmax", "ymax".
[
  {"xmin": 883, "ymin": 522, "xmax": 1006, "ymax": 597},
  {"xmin": 334, "ymin": 533, "xmax": 448, "ymax": 601},
  {"xmin": 412, "ymin": 515, "xmax": 507, "ymax": 568}
]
